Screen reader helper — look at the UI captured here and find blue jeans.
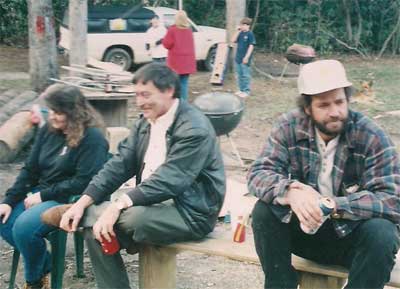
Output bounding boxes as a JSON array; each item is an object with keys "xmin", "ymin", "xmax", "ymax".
[
  {"xmin": 252, "ymin": 201, "xmax": 400, "ymax": 289},
  {"xmin": 179, "ymin": 74, "xmax": 190, "ymax": 101},
  {"xmin": 235, "ymin": 62, "xmax": 251, "ymax": 94},
  {"xmin": 0, "ymin": 201, "xmax": 61, "ymax": 283}
]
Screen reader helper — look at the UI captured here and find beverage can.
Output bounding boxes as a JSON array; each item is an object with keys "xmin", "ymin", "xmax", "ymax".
[
  {"xmin": 100, "ymin": 235, "xmax": 120, "ymax": 255},
  {"xmin": 300, "ymin": 197, "xmax": 334, "ymax": 235}
]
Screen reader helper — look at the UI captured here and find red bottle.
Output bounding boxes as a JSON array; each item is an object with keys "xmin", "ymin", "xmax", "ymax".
[
  {"xmin": 233, "ymin": 221, "xmax": 246, "ymax": 243},
  {"xmin": 233, "ymin": 214, "xmax": 249, "ymax": 243},
  {"xmin": 100, "ymin": 235, "xmax": 120, "ymax": 255}
]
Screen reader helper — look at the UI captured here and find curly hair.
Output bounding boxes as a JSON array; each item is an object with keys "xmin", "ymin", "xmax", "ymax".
[{"xmin": 43, "ymin": 84, "xmax": 105, "ymax": 147}]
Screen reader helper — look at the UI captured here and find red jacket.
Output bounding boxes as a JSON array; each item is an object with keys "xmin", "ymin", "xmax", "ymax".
[{"xmin": 162, "ymin": 25, "xmax": 196, "ymax": 75}]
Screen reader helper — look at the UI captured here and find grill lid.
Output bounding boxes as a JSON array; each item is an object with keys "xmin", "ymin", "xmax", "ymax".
[{"xmin": 193, "ymin": 92, "xmax": 244, "ymax": 115}]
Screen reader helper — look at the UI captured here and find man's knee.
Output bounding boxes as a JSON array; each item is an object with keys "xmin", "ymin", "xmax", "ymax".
[
  {"xmin": 252, "ymin": 200, "xmax": 278, "ymax": 229},
  {"xmin": 116, "ymin": 206, "xmax": 147, "ymax": 234},
  {"xmin": 357, "ymin": 218, "xmax": 399, "ymax": 256}
]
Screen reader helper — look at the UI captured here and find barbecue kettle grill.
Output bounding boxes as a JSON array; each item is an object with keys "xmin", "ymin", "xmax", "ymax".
[
  {"xmin": 194, "ymin": 92, "xmax": 245, "ymax": 167},
  {"xmin": 280, "ymin": 43, "xmax": 316, "ymax": 81},
  {"xmin": 193, "ymin": 92, "xmax": 244, "ymax": 136},
  {"xmin": 286, "ymin": 43, "xmax": 316, "ymax": 65}
]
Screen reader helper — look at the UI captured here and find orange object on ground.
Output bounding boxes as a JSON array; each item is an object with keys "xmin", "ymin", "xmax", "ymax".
[{"xmin": 233, "ymin": 214, "xmax": 249, "ymax": 243}]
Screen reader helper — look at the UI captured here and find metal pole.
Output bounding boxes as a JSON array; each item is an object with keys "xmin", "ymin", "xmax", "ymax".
[{"xmin": 178, "ymin": 0, "xmax": 182, "ymax": 10}]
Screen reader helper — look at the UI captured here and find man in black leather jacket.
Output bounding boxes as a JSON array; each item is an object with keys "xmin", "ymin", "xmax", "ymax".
[{"xmin": 57, "ymin": 63, "xmax": 226, "ymax": 289}]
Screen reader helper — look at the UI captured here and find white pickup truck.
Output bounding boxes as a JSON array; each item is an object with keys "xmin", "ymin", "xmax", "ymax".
[{"xmin": 59, "ymin": 6, "xmax": 226, "ymax": 71}]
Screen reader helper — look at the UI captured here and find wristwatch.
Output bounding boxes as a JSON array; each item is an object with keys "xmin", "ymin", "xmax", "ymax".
[
  {"xmin": 331, "ymin": 211, "xmax": 342, "ymax": 219},
  {"xmin": 322, "ymin": 197, "xmax": 341, "ymax": 219}
]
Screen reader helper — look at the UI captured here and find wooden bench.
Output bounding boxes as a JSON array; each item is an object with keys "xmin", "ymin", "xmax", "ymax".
[{"xmin": 137, "ymin": 230, "xmax": 400, "ymax": 289}]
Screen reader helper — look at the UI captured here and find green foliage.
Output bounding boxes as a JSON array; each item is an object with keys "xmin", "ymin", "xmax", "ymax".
[
  {"xmin": 1, "ymin": 0, "xmax": 400, "ymax": 56},
  {"xmin": 0, "ymin": 0, "xmax": 28, "ymax": 44}
]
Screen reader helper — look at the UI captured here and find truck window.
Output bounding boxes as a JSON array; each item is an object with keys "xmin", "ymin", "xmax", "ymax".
[
  {"xmin": 88, "ymin": 19, "xmax": 108, "ymax": 33},
  {"xmin": 127, "ymin": 18, "xmax": 150, "ymax": 33}
]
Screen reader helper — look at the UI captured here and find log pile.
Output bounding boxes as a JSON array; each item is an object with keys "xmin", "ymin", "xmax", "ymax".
[
  {"xmin": 0, "ymin": 111, "xmax": 35, "ymax": 163},
  {"xmin": 51, "ymin": 64, "xmax": 134, "ymax": 93},
  {"xmin": 0, "ymin": 90, "xmax": 37, "ymax": 124},
  {"xmin": 0, "ymin": 89, "xmax": 38, "ymax": 163}
]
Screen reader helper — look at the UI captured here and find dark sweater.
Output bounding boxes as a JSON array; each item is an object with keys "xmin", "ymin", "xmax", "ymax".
[{"xmin": 2, "ymin": 124, "xmax": 109, "ymax": 207}]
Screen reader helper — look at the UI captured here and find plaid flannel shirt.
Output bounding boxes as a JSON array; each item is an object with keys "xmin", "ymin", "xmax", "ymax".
[{"xmin": 248, "ymin": 108, "xmax": 400, "ymax": 237}]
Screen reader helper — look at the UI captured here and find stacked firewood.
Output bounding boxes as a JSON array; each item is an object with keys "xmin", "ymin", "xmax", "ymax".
[{"xmin": 52, "ymin": 61, "xmax": 134, "ymax": 93}]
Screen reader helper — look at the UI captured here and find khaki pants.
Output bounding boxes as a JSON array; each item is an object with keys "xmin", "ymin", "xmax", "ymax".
[{"xmin": 82, "ymin": 200, "xmax": 193, "ymax": 289}]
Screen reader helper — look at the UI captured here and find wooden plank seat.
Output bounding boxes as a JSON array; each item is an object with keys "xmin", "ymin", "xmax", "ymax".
[{"xmin": 138, "ymin": 230, "xmax": 400, "ymax": 289}]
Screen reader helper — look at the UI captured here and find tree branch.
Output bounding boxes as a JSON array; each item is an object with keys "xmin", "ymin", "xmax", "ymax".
[{"xmin": 320, "ymin": 28, "xmax": 369, "ymax": 58}]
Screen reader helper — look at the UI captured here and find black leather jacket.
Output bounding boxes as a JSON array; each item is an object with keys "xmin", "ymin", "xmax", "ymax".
[{"xmin": 84, "ymin": 100, "xmax": 226, "ymax": 238}]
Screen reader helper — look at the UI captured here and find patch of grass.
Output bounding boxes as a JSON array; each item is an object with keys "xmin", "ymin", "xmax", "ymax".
[{"xmin": 345, "ymin": 58, "xmax": 400, "ymax": 115}]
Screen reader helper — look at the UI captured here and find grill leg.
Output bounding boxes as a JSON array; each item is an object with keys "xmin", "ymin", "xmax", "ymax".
[
  {"xmin": 226, "ymin": 134, "xmax": 245, "ymax": 168},
  {"xmin": 279, "ymin": 61, "xmax": 290, "ymax": 81}
]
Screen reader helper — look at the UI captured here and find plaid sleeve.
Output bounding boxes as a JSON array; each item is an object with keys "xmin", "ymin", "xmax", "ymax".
[
  {"xmin": 247, "ymin": 120, "xmax": 291, "ymax": 204},
  {"xmin": 335, "ymin": 131, "xmax": 400, "ymax": 223}
]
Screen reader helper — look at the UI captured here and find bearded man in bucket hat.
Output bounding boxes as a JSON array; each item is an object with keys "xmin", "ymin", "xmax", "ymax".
[{"xmin": 248, "ymin": 59, "xmax": 400, "ymax": 289}]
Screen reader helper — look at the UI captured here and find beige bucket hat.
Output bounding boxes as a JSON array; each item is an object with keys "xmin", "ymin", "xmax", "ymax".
[{"xmin": 297, "ymin": 59, "xmax": 352, "ymax": 95}]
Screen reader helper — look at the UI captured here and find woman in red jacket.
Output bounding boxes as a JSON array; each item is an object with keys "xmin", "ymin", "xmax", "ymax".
[{"xmin": 162, "ymin": 10, "xmax": 196, "ymax": 100}]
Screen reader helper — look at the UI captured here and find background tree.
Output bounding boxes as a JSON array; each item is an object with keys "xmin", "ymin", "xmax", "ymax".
[
  {"xmin": 27, "ymin": 0, "xmax": 58, "ymax": 92},
  {"xmin": 226, "ymin": 0, "xmax": 246, "ymax": 71},
  {"xmin": 69, "ymin": 0, "xmax": 88, "ymax": 68},
  {"xmin": 2, "ymin": 0, "xmax": 400, "ymax": 57}
]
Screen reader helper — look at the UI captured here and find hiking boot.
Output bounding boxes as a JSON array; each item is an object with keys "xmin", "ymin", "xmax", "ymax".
[
  {"xmin": 41, "ymin": 274, "xmax": 50, "ymax": 289},
  {"xmin": 41, "ymin": 204, "xmax": 73, "ymax": 228},
  {"xmin": 23, "ymin": 274, "xmax": 50, "ymax": 289}
]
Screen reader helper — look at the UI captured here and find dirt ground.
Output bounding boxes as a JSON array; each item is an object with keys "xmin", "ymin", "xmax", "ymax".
[{"xmin": 1, "ymin": 45, "xmax": 400, "ymax": 288}]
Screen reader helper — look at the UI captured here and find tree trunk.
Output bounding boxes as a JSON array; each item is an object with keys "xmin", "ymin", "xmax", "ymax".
[
  {"xmin": 342, "ymin": 0, "xmax": 353, "ymax": 43},
  {"xmin": 27, "ymin": 0, "xmax": 58, "ymax": 92},
  {"xmin": 251, "ymin": 0, "xmax": 261, "ymax": 32},
  {"xmin": 378, "ymin": 2, "xmax": 400, "ymax": 58},
  {"xmin": 354, "ymin": 0, "xmax": 362, "ymax": 47},
  {"xmin": 69, "ymin": 0, "xmax": 88, "ymax": 69},
  {"xmin": 226, "ymin": 0, "xmax": 246, "ymax": 72}
]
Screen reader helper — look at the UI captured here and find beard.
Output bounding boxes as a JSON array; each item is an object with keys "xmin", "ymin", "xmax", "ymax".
[{"xmin": 311, "ymin": 114, "xmax": 348, "ymax": 138}]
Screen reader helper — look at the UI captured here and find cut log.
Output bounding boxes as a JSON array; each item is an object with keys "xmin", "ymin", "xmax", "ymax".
[
  {"xmin": 0, "ymin": 111, "xmax": 35, "ymax": 163},
  {"xmin": 0, "ymin": 91, "xmax": 37, "ymax": 125}
]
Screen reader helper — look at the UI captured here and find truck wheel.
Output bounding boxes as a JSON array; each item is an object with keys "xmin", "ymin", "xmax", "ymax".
[
  {"xmin": 104, "ymin": 48, "xmax": 132, "ymax": 70},
  {"xmin": 204, "ymin": 46, "xmax": 217, "ymax": 71}
]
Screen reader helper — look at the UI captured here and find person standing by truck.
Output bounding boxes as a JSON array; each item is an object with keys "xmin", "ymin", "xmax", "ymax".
[
  {"xmin": 145, "ymin": 15, "xmax": 168, "ymax": 63},
  {"xmin": 162, "ymin": 10, "xmax": 196, "ymax": 101}
]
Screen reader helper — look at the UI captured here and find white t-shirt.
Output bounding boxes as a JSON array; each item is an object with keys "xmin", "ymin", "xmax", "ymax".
[
  {"xmin": 315, "ymin": 128, "xmax": 340, "ymax": 197},
  {"xmin": 117, "ymin": 99, "xmax": 179, "ymax": 208},
  {"xmin": 145, "ymin": 25, "xmax": 168, "ymax": 59}
]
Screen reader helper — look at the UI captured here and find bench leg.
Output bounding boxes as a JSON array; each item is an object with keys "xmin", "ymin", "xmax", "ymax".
[
  {"xmin": 139, "ymin": 246, "xmax": 177, "ymax": 289},
  {"xmin": 299, "ymin": 272, "xmax": 346, "ymax": 289}
]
